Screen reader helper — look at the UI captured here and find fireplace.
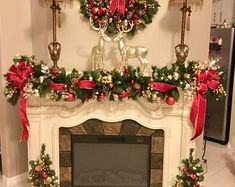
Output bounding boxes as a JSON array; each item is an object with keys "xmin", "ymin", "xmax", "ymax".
[
  {"xmin": 59, "ymin": 119, "xmax": 165, "ymax": 187},
  {"xmin": 26, "ymin": 97, "xmax": 195, "ymax": 187},
  {"xmin": 72, "ymin": 135, "xmax": 151, "ymax": 187}
]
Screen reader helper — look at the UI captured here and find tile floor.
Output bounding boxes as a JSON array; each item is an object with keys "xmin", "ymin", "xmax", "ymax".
[
  {"xmin": 203, "ymin": 141, "xmax": 235, "ymax": 187},
  {"xmin": 0, "ymin": 141, "xmax": 234, "ymax": 187}
]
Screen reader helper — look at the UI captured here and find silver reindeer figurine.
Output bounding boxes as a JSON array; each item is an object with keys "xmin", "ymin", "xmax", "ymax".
[
  {"xmin": 90, "ymin": 19, "xmax": 112, "ymax": 70},
  {"xmin": 113, "ymin": 23, "xmax": 149, "ymax": 76}
]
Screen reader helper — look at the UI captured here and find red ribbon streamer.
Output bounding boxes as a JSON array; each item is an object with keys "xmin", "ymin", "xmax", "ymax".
[
  {"xmin": 19, "ymin": 90, "xmax": 29, "ymax": 141},
  {"xmin": 190, "ymin": 69, "xmax": 220, "ymax": 140},
  {"xmin": 150, "ymin": 82, "xmax": 177, "ymax": 92},
  {"xmin": 6, "ymin": 61, "xmax": 34, "ymax": 141},
  {"xmin": 49, "ymin": 81, "xmax": 66, "ymax": 91},
  {"xmin": 78, "ymin": 80, "xmax": 95, "ymax": 89},
  {"xmin": 108, "ymin": 0, "xmax": 125, "ymax": 15}
]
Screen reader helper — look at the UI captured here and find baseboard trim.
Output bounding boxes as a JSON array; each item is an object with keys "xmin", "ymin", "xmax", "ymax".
[{"xmin": 2, "ymin": 172, "xmax": 27, "ymax": 187}]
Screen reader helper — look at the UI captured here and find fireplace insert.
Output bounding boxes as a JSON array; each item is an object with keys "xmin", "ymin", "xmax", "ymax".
[{"xmin": 72, "ymin": 135, "xmax": 151, "ymax": 187}]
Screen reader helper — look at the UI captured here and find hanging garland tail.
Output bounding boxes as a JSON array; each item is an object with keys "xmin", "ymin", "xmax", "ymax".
[
  {"xmin": 3, "ymin": 55, "xmax": 226, "ymax": 141},
  {"xmin": 78, "ymin": 0, "xmax": 160, "ymax": 36}
]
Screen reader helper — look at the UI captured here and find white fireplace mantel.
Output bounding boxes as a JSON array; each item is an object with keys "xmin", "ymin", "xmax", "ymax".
[{"xmin": 27, "ymin": 96, "xmax": 195, "ymax": 187}]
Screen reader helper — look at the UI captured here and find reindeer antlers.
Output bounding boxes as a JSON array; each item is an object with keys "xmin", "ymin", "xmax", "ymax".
[{"xmin": 89, "ymin": 17, "xmax": 108, "ymax": 31}]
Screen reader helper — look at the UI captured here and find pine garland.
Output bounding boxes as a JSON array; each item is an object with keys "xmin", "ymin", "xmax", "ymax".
[{"xmin": 4, "ymin": 55, "xmax": 226, "ymax": 105}]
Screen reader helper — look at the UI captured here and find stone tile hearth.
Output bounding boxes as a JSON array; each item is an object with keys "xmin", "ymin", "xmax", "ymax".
[{"xmin": 59, "ymin": 119, "xmax": 164, "ymax": 187}]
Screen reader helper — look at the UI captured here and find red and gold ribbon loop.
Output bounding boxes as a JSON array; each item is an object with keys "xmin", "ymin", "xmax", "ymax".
[
  {"xmin": 108, "ymin": 0, "xmax": 125, "ymax": 16},
  {"xmin": 49, "ymin": 81, "xmax": 66, "ymax": 91},
  {"xmin": 77, "ymin": 80, "xmax": 96, "ymax": 89},
  {"xmin": 150, "ymin": 82, "xmax": 177, "ymax": 92}
]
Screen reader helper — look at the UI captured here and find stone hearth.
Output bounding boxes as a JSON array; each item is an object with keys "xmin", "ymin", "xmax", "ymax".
[
  {"xmin": 26, "ymin": 96, "xmax": 195, "ymax": 187},
  {"xmin": 59, "ymin": 119, "xmax": 165, "ymax": 187}
]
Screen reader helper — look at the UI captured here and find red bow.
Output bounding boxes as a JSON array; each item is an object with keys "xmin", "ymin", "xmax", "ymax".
[
  {"xmin": 108, "ymin": 0, "xmax": 125, "ymax": 16},
  {"xmin": 6, "ymin": 61, "xmax": 34, "ymax": 141},
  {"xmin": 190, "ymin": 69, "xmax": 220, "ymax": 140}
]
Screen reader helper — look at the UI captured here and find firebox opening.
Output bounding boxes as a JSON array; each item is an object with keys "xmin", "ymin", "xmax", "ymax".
[{"xmin": 72, "ymin": 135, "xmax": 151, "ymax": 187}]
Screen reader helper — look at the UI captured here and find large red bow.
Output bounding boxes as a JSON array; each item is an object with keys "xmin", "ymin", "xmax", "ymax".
[
  {"xmin": 190, "ymin": 69, "xmax": 220, "ymax": 140},
  {"xmin": 6, "ymin": 61, "xmax": 34, "ymax": 141}
]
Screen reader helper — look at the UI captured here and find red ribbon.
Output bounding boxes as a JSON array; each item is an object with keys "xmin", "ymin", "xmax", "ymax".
[
  {"xmin": 6, "ymin": 60, "xmax": 34, "ymax": 141},
  {"xmin": 150, "ymin": 82, "xmax": 177, "ymax": 92},
  {"xmin": 19, "ymin": 90, "xmax": 29, "ymax": 141},
  {"xmin": 190, "ymin": 69, "xmax": 220, "ymax": 140},
  {"xmin": 49, "ymin": 81, "xmax": 66, "ymax": 91},
  {"xmin": 118, "ymin": 91, "xmax": 131, "ymax": 98},
  {"xmin": 77, "ymin": 80, "xmax": 95, "ymax": 89},
  {"xmin": 108, "ymin": 0, "xmax": 125, "ymax": 16}
]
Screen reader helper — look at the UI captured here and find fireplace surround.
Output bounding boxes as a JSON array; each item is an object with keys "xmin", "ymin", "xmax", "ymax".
[{"xmin": 26, "ymin": 96, "xmax": 195, "ymax": 187}]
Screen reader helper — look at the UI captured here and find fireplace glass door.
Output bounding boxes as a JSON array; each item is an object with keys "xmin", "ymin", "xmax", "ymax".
[{"xmin": 72, "ymin": 135, "xmax": 151, "ymax": 187}]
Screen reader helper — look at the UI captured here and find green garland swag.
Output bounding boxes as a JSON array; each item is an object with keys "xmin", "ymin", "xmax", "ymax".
[
  {"xmin": 79, "ymin": 0, "xmax": 160, "ymax": 36},
  {"xmin": 4, "ymin": 55, "xmax": 226, "ymax": 105}
]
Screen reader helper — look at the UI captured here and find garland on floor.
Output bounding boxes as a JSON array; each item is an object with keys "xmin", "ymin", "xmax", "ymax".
[
  {"xmin": 79, "ymin": 0, "xmax": 160, "ymax": 36},
  {"xmin": 28, "ymin": 144, "xmax": 59, "ymax": 187},
  {"xmin": 3, "ymin": 55, "xmax": 226, "ymax": 141},
  {"xmin": 173, "ymin": 149, "xmax": 205, "ymax": 187}
]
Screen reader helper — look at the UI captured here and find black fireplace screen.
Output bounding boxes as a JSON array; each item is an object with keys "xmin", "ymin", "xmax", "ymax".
[{"xmin": 72, "ymin": 135, "xmax": 151, "ymax": 187}]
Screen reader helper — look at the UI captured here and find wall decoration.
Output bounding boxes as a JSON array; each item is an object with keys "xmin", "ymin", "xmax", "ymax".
[
  {"xmin": 79, "ymin": 0, "xmax": 160, "ymax": 36},
  {"xmin": 28, "ymin": 144, "xmax": 59, "ymax": 187}
]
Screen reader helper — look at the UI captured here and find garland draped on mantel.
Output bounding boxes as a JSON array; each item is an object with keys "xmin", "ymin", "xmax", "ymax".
[{"xmin": 4, "ymin": 55, "xmax": 226, "ymax": 141}]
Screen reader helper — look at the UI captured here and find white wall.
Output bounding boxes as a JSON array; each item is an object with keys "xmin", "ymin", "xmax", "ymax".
[
  {"xmin": 0, "ymin": 0, "xmax": 32, "ymax": 178},
  {"xmin": 34, "ymin": 0, "xmax": 212, "ymax": 70}
]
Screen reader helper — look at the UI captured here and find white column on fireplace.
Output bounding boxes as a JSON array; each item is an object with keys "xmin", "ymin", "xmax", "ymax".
[{"xmin": 27, "ymin": 96, "xmax": 195, "ymax": 187}]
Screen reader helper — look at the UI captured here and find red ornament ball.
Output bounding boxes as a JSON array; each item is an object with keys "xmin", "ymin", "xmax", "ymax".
[
  {"xmin": 66, "ymin": 93, "xmax": 75, "ymax": 101},
  {"xmin": 34, "ymin": 171, "xmax": 39, "ymax": 179},
  {"xmin": 42, "ymin": 171, "xmax": 48, "ymax": 178},
  {"xmin": 182, "ymin": 167, "xmax": 189, "ymax": 173},
  {"xmin": 99, "ymin": 92, "xmax": 106, "ymax": 99},
  {"xmin": 98, "ymin": 8, "xmax": 106, "ymax": 16},
  {"xmin": 166, "ymin": 96, "xmax": 175, "ymax": 105},
  {"xmin": 91, "ymin": 7, "xmax": 99, "ymax": 15}
]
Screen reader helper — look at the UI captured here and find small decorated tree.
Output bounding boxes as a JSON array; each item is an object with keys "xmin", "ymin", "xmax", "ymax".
[
  {"xmin": 173, "ymin": 148, "xmax": 204, "ymax": 187},
  {"xmin": 28, "ymin": 144, "xmax": 59, "ymax": 187}
]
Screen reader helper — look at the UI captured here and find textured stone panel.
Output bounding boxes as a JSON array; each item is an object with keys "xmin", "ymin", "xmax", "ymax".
[
  {"xmin": 151, "ymin": 184, "xmax": 162, "ymax": 187},
  {"xmin": 59, "ymin": 135, "xmax": 71, "ymax": 151},
  {"xmin": 150, "ymin": 169, "xmax": 163, "ymax": 185},
  {"xmin": 152, "ymin": 129, "xmax": 164, "ymax": 137},
  {"xmin": 83, "ymin": 119, "xmax": 104, "ymax": 135},
  {"xmin": 137, "ymin": 126, "xmax": 155, "ymax": 136},
  {"xmin": 59, "ymin": 127, "xmax": 72, "ymax": 135},
  {"xmin": 60, "ymin": 181, "xmax": 71, "ymax": 187},
  {"xmin": 151, "ymin": 153, "xmax": 163, "ymax": 169},
  {"xmin": 152, "ymin": 137, "xmax": 164, "ymax": 154},
  {"xmin": 102, "ymin": 122, "xmax": 122, "ymax": 135},
  {"xmin": 60, "ymin": 167, "xmax": 71, "ymax": 181},
  {"xmin": 69, "ymin": 125, "xmax": 87, "ymax": 135},
  {"xmin": 120, "ymin": 120, "xmax": 141, "ymax": 135},
  {"xmin": 60, "ymin": 152, "xmax": 71, "ymax": 167}
]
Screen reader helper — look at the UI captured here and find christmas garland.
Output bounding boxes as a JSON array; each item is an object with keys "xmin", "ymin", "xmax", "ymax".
[
  {"xmin": 79, "ymin": 0, "xmax": 160, "ymax": 35},
  {"xmin": 4, "ymin": 55, "xmax": 226, "ymax": 141}
]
